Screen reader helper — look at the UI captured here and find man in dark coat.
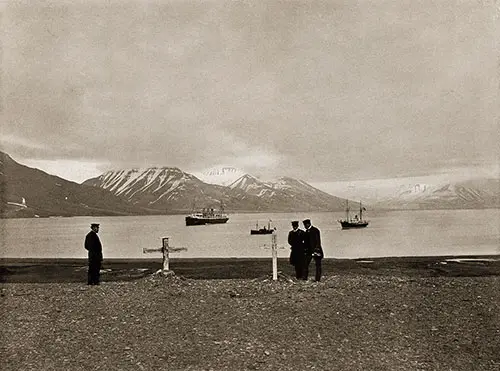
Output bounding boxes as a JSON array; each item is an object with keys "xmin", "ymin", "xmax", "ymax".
[
  {"xmin": 288, "ymin": 220, "xmax": 305, "ymax": 279},
  {"xmin": 302, "ymin": 219, "xmax": 324, "ymax": 282},
  {"xmin": 84, "ymin": 223, "xmax": 103, "ymax": 285}
]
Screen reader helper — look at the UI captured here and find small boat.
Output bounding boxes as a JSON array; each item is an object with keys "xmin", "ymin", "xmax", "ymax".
[
  {"xmin": 338, "ymin": 200, "xmax": 369, "ymax": 229},
  {"xmin": 185, "ymin": 202, "xmax": 229, "ymax": 226},
  {"xmin": 250, "ymin": 220, "xmax": 275, "ymax": 235}
]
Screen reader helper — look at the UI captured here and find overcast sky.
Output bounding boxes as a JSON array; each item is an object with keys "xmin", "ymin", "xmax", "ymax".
[{"xmin": 1, "ymin": 0, "xmax": 499, "ymax": 184}]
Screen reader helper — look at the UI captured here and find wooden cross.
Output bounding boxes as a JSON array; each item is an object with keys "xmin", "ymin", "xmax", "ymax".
[
  {"xmin": 143, "ymin": 237, "xmax": 187, "ymax": 275},
  {"xmin": 261, "ymin": 231, "xmax": 286, "ymax": 281}
]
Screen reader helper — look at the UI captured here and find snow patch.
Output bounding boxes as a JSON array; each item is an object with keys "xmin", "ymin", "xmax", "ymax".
[
  {"xmin": 444, "ymin": 258, "xmax": 498, "ymax": 263},
  {"xmin": 98, "ymin": 168, "xmax": 188, "ymax": 198},
  {"xmin": 7, "ymin": 197, "xmax": 27, "ymax": 208},
  {"xmin": 196, "ymin": 166, "xmax": 246, "ymax": 186}
]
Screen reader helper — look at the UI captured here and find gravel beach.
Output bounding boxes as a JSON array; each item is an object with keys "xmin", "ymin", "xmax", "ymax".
[{"xmin": 1, "ymin": 258, "xmax": 499, "ymax": 370}]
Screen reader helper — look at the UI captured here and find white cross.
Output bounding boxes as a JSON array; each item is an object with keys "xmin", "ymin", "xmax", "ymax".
[
  {"xmin": 143, "ymin": 237, "xmax": 187, "ymax": 275},
  {"xmin": 261, "ymin": 231, "xmax": 286, "ymax": 281}
]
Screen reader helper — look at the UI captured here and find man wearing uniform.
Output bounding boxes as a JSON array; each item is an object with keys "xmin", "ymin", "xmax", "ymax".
[
  {"xmin": 302, "ymin": 219, "xmax": 324, "ymax": 282},
  {"xmin": 288, "ymin": 220, "xmax": 306, "ymax": 279},
  {"xmin": 84, "ymin": 223, "xmax": 103, "ymax": 285}
]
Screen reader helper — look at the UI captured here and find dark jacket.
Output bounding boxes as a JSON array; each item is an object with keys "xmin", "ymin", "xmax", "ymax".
[
  {"xmin": 304, "ymin": 225, "xmax": 323, "ymax": 258},
  {"xmin": 288, "ymin": 228, "xmax": 305, "ymax": 265},
  {"xmin": 84, "ymin": 231, "xmax": 103, "ymax": 261}
]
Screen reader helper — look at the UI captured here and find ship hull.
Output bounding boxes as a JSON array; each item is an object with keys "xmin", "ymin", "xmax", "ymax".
[
  {"xmin": 250, "ymin": 229, "xmax": 274, "ymax": 235},
  {"xmin": 185, "ymin": 216, "xmax": 229, "ymax": 226},
  {"xmin": 339, "ymin": 221, "xmax": 369, "ymax": 229}
]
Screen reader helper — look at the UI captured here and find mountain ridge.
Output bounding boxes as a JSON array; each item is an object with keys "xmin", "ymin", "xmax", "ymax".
[
  {"xmin": 364, "ymin": 179, "xmax": 500, "ymax": 210},
  {"xmin": 84, "ymin": 167, "xmax": 348, "ymax": 213},
  {"xmin": 2, "ymin": 151, "xmax": 498, "ymax": 218}
]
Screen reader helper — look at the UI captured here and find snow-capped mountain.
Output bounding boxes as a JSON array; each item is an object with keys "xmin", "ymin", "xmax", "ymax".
[
  {"xmin": 374, "ymin": 179, "xmax": 500, "ymax": 209},
  {"xmin": 90, "ymin": 167, "xmax": 195, "ymax": 199},
  {"xmin": 84, "ymin": 168, "xmax": 348, "ymax": 213},
  {"xmin": 273, "ymin": 176, "xmax": 335, "ymax": 195},
  {"xmin": 194, "ymin": 166, "xmax": 246, "ymax": 186},
  {"xmin": 83, "ymin": 167, "xmax": 228, "ymax": 212},
  {"xmin": 315, "ymin": 177, "xmax": 499, "ymax": 210},
  {"xmin": 229, "ymin": 174, "xmax": 276, "ymax": 198},
  {"xmin": 4, "ymin": 150, "xmax": 497, "ymax": 218},
  {"xmin": 228, "ymin": 175, "xmax": 347, "ymax": 211},
  {"xmin": 5, "ymin": 149, "xmax": 497, "ymax": 218}
]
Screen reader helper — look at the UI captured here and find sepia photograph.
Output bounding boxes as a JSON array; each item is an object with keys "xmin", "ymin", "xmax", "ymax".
[{"xmin": 1, "ymin": 0, "xmax": 499, "ymax": 370}]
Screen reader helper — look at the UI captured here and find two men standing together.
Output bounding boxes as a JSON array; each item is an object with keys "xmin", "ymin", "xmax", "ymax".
[{"xmin": 288, "ymin": 219, "xmax": 323, "ymax": 282}]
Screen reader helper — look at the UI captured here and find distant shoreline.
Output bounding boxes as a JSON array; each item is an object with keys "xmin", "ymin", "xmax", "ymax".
[
  {"xmin": 2, "ymin": 206, "xmax": 499, "ymax": 219},
  {"xmin": 1, "ymin": 255, "xmax": 499, "ymax": 283}
]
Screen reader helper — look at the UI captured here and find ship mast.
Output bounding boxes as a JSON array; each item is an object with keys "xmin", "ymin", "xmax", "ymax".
[
  {"xmin": 345, "ymin": 199, "xmax": 350, "ymax": 221},
  {"xmin": 359, "ymin": 201, "xmax": 363, "ymax": 222}
]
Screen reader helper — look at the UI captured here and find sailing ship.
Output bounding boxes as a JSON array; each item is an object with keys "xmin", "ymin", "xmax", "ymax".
[
  {"xmin": 338, "ymin": 200, "xmax": 369, "ymax": 229},
  {"xmin": 185, "ymin": 201, "xmax": 229, "ymax": 226},
  {"xmin": 250, "ymin": 220, "xmax": 275, "ymax": 235}
]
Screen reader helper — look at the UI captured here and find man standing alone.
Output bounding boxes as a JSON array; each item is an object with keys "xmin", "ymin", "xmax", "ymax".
[
  {"xmin": 84, "ymin": 223, "xmax": 103, "ymax": 285},
  {"xmin": 302, "ymin": 219, "xmax": 324, "ymax": 282},
  {"xmin": 288, "ymin": 220, "xmax": 305, "ymax": 279}
]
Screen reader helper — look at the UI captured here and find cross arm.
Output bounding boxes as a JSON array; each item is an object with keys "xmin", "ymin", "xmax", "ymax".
[
  {"xmin": 169, "ymin": 247, "xmax": 188, "ymax": 252},
  {"xmin": 143, "ymin": 247, "xmax": 163, "ymax": 254}
]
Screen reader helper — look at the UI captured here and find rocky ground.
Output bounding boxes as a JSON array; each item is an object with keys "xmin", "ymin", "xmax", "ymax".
[{"xmin": 1, "ymin": 270, "xmax": 499, "ymax": 371}]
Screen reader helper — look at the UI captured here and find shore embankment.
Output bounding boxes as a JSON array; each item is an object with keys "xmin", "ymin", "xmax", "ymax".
[
  {"xmin": 1, "ymin": 255, "xmax": 500, "ymax": 283},
  {"xmin": 1, "ymin": 256, "xmax": 499, "ymax": 370}
]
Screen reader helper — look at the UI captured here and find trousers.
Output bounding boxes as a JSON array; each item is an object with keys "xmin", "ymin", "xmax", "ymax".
[
  {"xmin": 303, "ymin": 255, "xmax": 322, "ymax": 282},
  {"xmin": 88, "ymin": 259, "xmax": 101, "ymax": 285},
  {"xmin": 294, "ymin": 258, "xmax": 305, "ymax": 279}
]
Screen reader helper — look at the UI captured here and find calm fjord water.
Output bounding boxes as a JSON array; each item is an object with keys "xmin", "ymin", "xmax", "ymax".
[{"xmin": 1, "ymin": 209, "xmax": 499, "ymax": 259}]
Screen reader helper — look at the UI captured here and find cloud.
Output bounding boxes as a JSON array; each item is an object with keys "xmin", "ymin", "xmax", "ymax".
[{"xmin": 2, "ymin": 0, "xmax": 498, "ymax": 182}]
